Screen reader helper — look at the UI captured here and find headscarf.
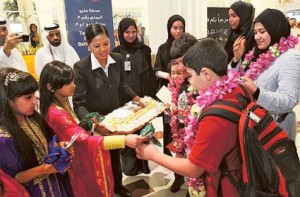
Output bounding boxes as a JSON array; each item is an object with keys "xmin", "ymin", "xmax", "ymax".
[
  {"xmin": 0, "ymin": 19, "xmax": 10, "ymax": 33},
  {"xmin": 225, "ymin": 1, "xmax": 255, "ymax": 63},
  {"xmin": 0, "ymin": 19, "xmax": 7, "ymax": 27},
  {"xmin": 166, "ymin": 15, "xmax": 186, "ymax": 47},
  {"xmin": 253, "ymin": 9, "xmax": 291, "ymax": 57},
  {"xmin": 35, "ymin": 23, "xmax": 79, "ymax": 76},
  {"xmin": 118, "ymin": 18, "xmax": 143, "ymax": 50}
]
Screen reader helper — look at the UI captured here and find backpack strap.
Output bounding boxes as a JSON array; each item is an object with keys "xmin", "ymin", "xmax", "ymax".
[
  {"xmin": 198, "ymin": 102, "xmax": 242, "ymax": 124},
  {"xmin": 238, "ymin": 84, "xmax": 255, "ymax": 102},
  {"xmin": 198, "ymin": 84, "xmax": 253, "ymax": 196},
  {"xmin": 198, "ymin": 84, "xmax": 253, "ymax": 123}
]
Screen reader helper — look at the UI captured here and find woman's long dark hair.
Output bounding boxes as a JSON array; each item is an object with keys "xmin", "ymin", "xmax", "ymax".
[
  {"xmin": 39, "ymin": 61, "xmax": 74, "ymax": 118},
  {"xmin": 0, "ymin": 68, "xmax": 53, "ymax": 169}
]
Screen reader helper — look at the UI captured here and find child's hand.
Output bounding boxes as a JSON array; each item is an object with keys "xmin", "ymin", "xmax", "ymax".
[
  {"xmin": 41, "ymin": 163, "xmax": 59, "ymax": 174},
  {"xmin": 57, "ymin": 141, "xmax": 75, "ymax": 157},
  {"xmin": 135, "ymin": 143, "xmax": 158, "ymax": 160},
  {"xmin": 125, "ymin": 134, "xmax": 150, "ymax": 148}
]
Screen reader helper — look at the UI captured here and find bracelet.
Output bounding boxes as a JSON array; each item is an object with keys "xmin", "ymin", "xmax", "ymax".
[{"xmin": 103, "ymin": 135, "xmax": 125, "ymax": 150}]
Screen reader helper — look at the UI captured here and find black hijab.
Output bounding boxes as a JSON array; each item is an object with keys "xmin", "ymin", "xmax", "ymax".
[
  {"xmin": 118, "ymin": 17, "xmax": 143, "ymax": 50},
  {"xmin": 253, "ymin": 9, "xmax": 291, "ymax": 58},
  {"xmin": 166, "ymin": 15, "xmax": 186, "ymax": 47},
  {"xmin": 225, "ymin": 1, "xmax": 255, "ymax": 63}
]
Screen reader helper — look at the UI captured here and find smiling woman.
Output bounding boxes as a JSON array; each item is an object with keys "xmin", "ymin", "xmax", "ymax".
[
  {"xmin": 72, "ymin": 23, "xmax": 147, "ymax": 197},
  {"xmin": 224, "ymin": 1, "xmax": 255, "ymax": 64}
]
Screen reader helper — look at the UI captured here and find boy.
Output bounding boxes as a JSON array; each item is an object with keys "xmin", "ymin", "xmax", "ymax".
[{"xmin": 136, "ymin": 38, "xmax": 243, "ymax": 196}]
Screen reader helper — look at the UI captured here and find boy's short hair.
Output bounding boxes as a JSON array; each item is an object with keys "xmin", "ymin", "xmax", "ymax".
[
  {"xmin": 170, "ymin": 33, "xmax": 198, "ymax": 59},
  {"xmin": 183, "ymin": 38, "xmax": 228, "ymax": 76}
]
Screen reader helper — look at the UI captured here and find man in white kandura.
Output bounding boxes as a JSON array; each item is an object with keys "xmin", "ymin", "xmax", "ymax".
[
  {"xmin": 34, "ymin": 23, "xmax": 79, "ymax": 77},
  {"xmin": 0, "ymin": 19, "xmax": 28, "ymax": 72}
]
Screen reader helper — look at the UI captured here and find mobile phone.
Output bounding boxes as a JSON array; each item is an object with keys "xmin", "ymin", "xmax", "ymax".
[{"xmin": 21, "ymin": 34, "xmax": 29, "ymax": 42}]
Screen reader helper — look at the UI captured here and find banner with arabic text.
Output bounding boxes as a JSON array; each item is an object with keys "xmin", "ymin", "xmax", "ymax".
[{"xmin": 64, "ymin": 0, "xmax": 114, "ymax": 58}]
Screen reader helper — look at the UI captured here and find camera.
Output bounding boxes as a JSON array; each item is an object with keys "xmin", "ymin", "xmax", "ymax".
[{"xmin": 21, "ymin": 34, "xmax": 29, "ymax": 42}]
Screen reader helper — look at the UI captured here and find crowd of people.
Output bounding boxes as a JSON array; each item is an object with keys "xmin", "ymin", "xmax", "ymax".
[{"xmin": 0, "ymin": 1, "xmax": 300, "ymax": 197}]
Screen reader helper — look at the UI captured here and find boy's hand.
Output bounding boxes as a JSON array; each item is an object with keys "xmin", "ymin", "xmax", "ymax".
[{"xmin": 135, "ymin": 143, "xmax": 158, "ymax": 160}]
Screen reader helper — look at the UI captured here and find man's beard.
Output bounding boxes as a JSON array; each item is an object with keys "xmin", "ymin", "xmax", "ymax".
[
  {"xmin": 0, "ymin": 36, "xmax": 5, "ymax": 46},
  {"xmin": 49, "ymin": 39, "xmax": 61, "ymax": 47}
]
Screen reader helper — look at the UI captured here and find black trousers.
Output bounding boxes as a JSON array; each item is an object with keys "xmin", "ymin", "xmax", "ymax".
[{"xmin": 109, "ymin": 149, "xmax": 123, "ymax": 191}]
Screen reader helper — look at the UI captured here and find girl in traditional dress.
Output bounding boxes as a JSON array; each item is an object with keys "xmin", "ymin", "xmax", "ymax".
[
  {"xmin": 0, "ymin": 67, "xmax": 73, "ymax": 196},
  {"xmin": 39, "ymin": 60, "xmax": 148, "ymax": 197}
]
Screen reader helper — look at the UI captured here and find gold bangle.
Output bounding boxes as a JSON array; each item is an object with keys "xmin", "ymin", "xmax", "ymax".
[{"xmin": 103, "ymin": 135, "xmax": 125, "ymax": 150}]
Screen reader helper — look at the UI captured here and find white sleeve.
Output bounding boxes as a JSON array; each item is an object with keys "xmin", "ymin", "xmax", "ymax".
[
  {"xmin": 0, "ymin": 48, "xmax": 28, "ymax": 72},
  {"xmin": 34, "ymin": 51, "xmax": 43, "ymax": 77},
  {"xmin": 155, "ymin": 71, "xmax": 170, "ymax": 79},
  {"xmin": 257, "ymin": 50, "xmax": 300, "ymax": 114},
  {"xmin": 227, "ymin": 58, "xmax": 241, "ymax": 71}
]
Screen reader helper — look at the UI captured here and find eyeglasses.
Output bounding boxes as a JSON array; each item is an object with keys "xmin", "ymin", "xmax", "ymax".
[{"xmin": 171, "ymin": 26, "xmax": 184, "ymax": 31}]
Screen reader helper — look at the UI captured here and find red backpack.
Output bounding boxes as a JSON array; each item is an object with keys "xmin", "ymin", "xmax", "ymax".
[{"xmin": 199, "ymin": 85, "xmax": 300, "ymax": 197}]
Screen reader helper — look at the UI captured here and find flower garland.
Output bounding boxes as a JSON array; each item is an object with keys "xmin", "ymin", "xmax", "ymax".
[
  {"xmin": 241, "ymin": 35, "xmax": 299, "ymax": 80},
  {"xmin": 184, "ymin": 35, "xmax": 298, "ymax": 197},
  {"xmin": 168, "ymin": 78, "xmax": 194, "ymax": 153}
]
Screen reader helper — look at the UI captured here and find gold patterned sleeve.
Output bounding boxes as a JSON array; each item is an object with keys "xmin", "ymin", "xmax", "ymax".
[{"xmin": 103, "ymin": 135, "xmax": 126, "ymax": 150}]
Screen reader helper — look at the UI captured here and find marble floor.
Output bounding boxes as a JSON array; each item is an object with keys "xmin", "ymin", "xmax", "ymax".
[{"xmin": 117, "ymin": 103, "xmax": 300, "ymax": 197}]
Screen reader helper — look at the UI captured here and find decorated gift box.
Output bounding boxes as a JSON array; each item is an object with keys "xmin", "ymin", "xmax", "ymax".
[{"xmin": 100, "ymin": 96, "xmax": 165, "ymax": 133}]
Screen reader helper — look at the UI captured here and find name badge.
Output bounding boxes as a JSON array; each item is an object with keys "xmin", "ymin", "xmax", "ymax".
[{"xmin": 124, "ymin": 61, "xmax": 131, "ymax": 71}]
